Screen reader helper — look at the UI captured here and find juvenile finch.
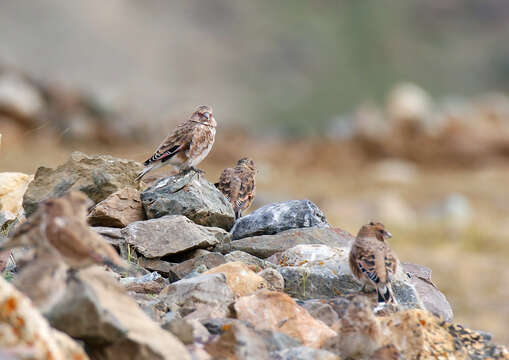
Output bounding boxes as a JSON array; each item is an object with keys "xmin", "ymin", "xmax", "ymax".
[
  {"xmin": 215, "ymin": 157, "xmax": 256, "ymax": 219},
  {"xmin": 349, "ymin": 222, "xmax": 398, "ymax": 304},
  {"xmin": 135, "ymin": 105, "xmax": 216, "ymax": 181}
]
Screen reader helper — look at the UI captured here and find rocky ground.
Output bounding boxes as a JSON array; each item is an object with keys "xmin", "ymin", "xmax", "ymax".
[{"xmin": 1, "ymin": 152, "xmax": 508, "ymax": 359}]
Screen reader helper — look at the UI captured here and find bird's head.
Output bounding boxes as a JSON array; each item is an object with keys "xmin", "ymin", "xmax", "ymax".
[
  {"xmin": 357, "ymin": 221, "xmax": 392, "ymax": 242},
  {"xmin": 237, "ymin": 157, "xmax": 256, "ymax": 172},
  {"xmin": 192, "ymin": 105, "xmax": 216, "ymax": 127}
]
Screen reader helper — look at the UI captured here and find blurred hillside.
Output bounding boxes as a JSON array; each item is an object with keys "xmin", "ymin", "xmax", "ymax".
[{"xmin": 1, "ymin": 0, "xmax": 509, "ymax": 135}]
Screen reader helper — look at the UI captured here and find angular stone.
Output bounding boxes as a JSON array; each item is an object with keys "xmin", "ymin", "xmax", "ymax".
[
  {"xmin": 88, "ymin": 187, "xmax": 144, "ymax": 227},
  {"xmin": 204, "ymin": 262, "xmax": 268, "ymax": 297},
  {"xmin": 0, "ymin": 277, "xmax": 90, "ymax": 360},
  {"xmin": 93, "ymin": 226, "xmax": 125, "ymax": 247},
  {"xmin": 169, "ymin": 252, "xmax": 225, "ymax": 280},
  {"xmin": 258, "ymin": 330, "xmax": 302, "ymax": 353},
  {"xmin": 270, "ymin": 347, "xmax": 340, "ymax": 360},
  {"xmin": 234, "ymin": 290, "xmax": 336, "ymax": 348},
  {"xmin": 141, "ymin": 171, "xmax": 235, "ymax": 230},
  {"xmin": 231, "ymin": 200, "xmax": 329, "ymax": 240},
  {"xmin": 299, "ymin": 300, "xmax": 339, "ymax": 327},
  {"xmin": 122, "ymin": 215, "xmax": 230, "ymax": 258},
  {"xmin": 23, "ymin": 152, "xmax": 143, "ymax": 216},
  {"xmin": 138, "ymin": 257, "xmax": 174, "ymax": 275},
  {"xmin": 46, "ymin": 267, "xmax": 190, "ymax": 360},
  {"xmin": 259, "ymin": 268, "xmax": 285, "ymax": 292},
  {"xmin": 120, "ymin": 272, "xmax": 168, "ymax": 294},
  {"xmin": 224, "ymin": 250, "xmax": 273, "ymax": 271},
  {"xmin": 0, "ymin": 172, "xmax": 33, "ymax": 218},
  {"xmin": 162, "ymin": 318, "xmax": 210, "ymax": 345},
  {"xmin": 217, "ymin": 227, "xmax": 354, "ymax": 259}
]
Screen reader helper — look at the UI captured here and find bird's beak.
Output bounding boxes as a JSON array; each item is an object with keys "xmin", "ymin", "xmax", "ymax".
[
  {"xmin": 203, "ymin": 112, "xmax": 211, "ymax": 120},
  {"xmin": 384, "ymin": 231, "xmax": 393, "ymax": 239}
]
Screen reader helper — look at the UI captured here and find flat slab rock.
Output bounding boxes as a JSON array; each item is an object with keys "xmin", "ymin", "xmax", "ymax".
[
  {"xmin": 141, "ymin": 171, "xmax": 235, "ymax": 230},
  {"xmin": 122, "ymin": 215, "xmax": 230, "ymax": 258},
  {"xmin": 231, "ymin": 199, "xmax": 329, "ymax": 240},
  {"xmin": 23, "ymin": 152, "xmax": 143, "ymax": 216},
  {"xmin": 88, "ymin": 186, "xmax": 145, "ymax": 227},
  {"xmin": 217, "ymin": 227, "xmax": 354, "ymax": 259}
]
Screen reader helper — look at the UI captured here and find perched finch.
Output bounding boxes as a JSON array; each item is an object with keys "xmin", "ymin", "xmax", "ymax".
[
  {"xmin": 349, "ymin": 222, "xmax": 398, "ymax": 304},
  {"xmin": 215, "ymin": 157, "xmax": 256, "ymax": 219},
  {"xmin": 135, "ymin": 105, "xmax": 216, "ymax": 181}
]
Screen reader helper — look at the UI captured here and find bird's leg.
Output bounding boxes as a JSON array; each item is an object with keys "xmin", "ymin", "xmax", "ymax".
[{"xmin": 190, "ymin": 166, "xmax": 205, "ymax": 175}]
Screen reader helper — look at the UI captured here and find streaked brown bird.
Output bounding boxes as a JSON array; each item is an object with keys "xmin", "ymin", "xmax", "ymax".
[
  {"xmin": 349, "ymin": 222, "xmax": 398, "ymax": 304},
  {"xmin": 215, "ymin": 157, "xmax": 256, "ymax": 219},
  {"xmin": 1, "ymin": 191, "xmax": 126, "ymax": 271},
  {"xmin": 135, "ymin": 105, "xmax": 216, "ymax": 181}
]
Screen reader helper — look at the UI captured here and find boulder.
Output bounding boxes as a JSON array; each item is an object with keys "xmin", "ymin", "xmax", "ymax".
[
  {"xmin": 204, "ymin": 262, "xmax": 268, "ymax": 297},
  {"xmin": 88, "ymin": 187, "xmax": 145, "ymax": 227},
  {"xmin": 234, "ymin": 290, "xmax": 336, "ymax": 348},
  {"xmin": 122, "ymin": 215, "xmax": 230, "ymax": 258},
  {"xmin": 217, "ymin": 227, "xmax": 353, "ymax": 259},
  {"xmin": 141, "ymin": 171, "xmax": 235, "ymax": 230},
  {"xmin": 138, "ymin": 258, "xmax": 175, "ymax": 275},
  {"xmin": 224, "ymin": 250, "xmax": 273, "ymax": 271},
  {"xmin": 270, "ymin": 347, "xmax": 340, "ymax": 360},
  {"xmin": 0, "ymin": 172, "xmax": 33, "ymax": 220},
  {"xmin": 231, "ymin": 200, "xmax": 329, "ymax": 240},
  {"xmin": 46, "ymin": 266, "xmax": 190, "ymax": 360},
  {"xmin": 0, "ymin": 276, "xmax": 89, "ymax": 360},
  {"xmin": 23, "ymin": 152, "xmax": 143, "ymax": 216},
  {"xmin": 259, "ymin": 268, "xmax": 285, "ymax": 292}
]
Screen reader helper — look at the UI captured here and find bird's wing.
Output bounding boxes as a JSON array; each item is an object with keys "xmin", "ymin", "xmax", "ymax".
[
  {"xmin": 384, "ymin": 246, "xmax": 398, "ymax": 281},
  {"xmin": 235, "ymin": 168, "xmax": 255, "ymax": 211},
  {"xmin": 216, "ymin": 167, "xmax": 235, "ymax": 201},
  {"xmin": 143, "ymin": 122, "xmax": 193, "ymax": 165},
  {"xmin": 354, "ymin": 244, "xmax": 382, "ymax": 285}
]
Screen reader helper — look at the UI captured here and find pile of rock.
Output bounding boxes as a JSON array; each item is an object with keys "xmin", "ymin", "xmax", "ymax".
[{"xmin": 0, "ymin": 152, "xmax": 507, "ymax": 359}]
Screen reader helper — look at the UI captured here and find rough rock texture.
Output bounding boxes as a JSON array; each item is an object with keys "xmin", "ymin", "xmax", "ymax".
[
  {"xmin": 299, "ymin": 300, "xmax": 339, "ymax": 327},
  {"xmin": 163, "ymin": 318, "xmax": 210, "ymax": 345},
  {"xmin": 217, "ymin": 227, "xmax": 354, "ymax": 258},
  {"xmin": 204, "ymin": 262, "xmax": 268, "ymax": 297},
  {"xmin": 224, "ymin": 250, "xmax": 273, "ymax": 271},
  {"xmin": 169, "ymin": 252, "xmax": 225, "ymax": 280},
  {"xmin": 88, "ymin": 187, "xmax": 144, "ymax": 227},
  {"xmin": 93, "ymin": 226, "xmax": 125, "ymax": 247},
  {"xmin": 234, "ymin": 290, "xmax": 337, "ymax": 348},
  {"xmin": 23, "ymin": 152, "xmax": 143, "ymax": 216},
  {"xmin": 122, "ymin": 215, "xmax": 230, "ymax": 258},
  {"xmin": 259, "ymin": 268, "xmax": 285, "ymax": 292},
  {"xmin": 0, "ymin": 277, "xmax": 90, "ymax": 360},
  {"xmin": 46, "ymin": 267, "xmax": 190, "ymax": 360},
  {"xmin": 159, "ymin": 273, "xmax": 235, "ymax": 319},
  {"xmin": 403, "ymin": 262, "xmax": 454, "ymax": 321},
  {"xmin": 270, "ymin": 347, "xmax": 340, "ymax": 360},
  {"xmin": 231, "ymin": 200, "xmax": 329, "ymax": 240},
  {"xmin": 141, "ymin": 171, "xmax": 235, "ymax": 230},
  {"xmin": 0, "ymin": 172, "xmax": 33, "ymax": 219},
  {"xmin": 120, "ymin": 272, "xmax": 168, "ymax": 294}
]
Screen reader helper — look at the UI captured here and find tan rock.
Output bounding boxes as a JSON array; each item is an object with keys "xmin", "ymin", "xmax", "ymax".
[
  {"xmin": 0, "ymin": 276, "xmax": 89, "ymax": 360},
  {"xmin": 88, "ymin": 187, "xmax": 145, "ymax": 227},
  {"xmin": 205, "ymin": 262, "xmax": 268, "ymax": 297},
  {"xmin": 234, "ymin": 290, "xmax": 336, "ymax": 348},
  {"xmin": 258, "ymin": 267, "xmax": 284, "ymax": 291},
  {"xmin": 0, "ymin": 172, "xmax": 33, "ymax": 216}
]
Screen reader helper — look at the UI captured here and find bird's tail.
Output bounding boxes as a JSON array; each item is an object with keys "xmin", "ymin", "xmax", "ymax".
[
  {"xmin": 377, "ymin": 283, "xmax": 396, "ymax": 304},
  {"xmin": 134, "ymin": 164, "xmax": 155, "ymax": 182}
]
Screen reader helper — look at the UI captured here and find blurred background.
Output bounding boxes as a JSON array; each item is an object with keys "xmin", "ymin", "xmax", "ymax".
[{"xmin": 1, "ymin": 0, "xmax": 508, "ymax": 344}]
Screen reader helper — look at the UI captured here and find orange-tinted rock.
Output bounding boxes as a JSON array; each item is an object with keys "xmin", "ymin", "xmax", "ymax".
[
  {"xmin": 205, "ymin": 262, "xmax": 267, "ymax": 297},
  {"xmin": 88, "ymin": 187, "xmax": 144, "ymax": 227}
]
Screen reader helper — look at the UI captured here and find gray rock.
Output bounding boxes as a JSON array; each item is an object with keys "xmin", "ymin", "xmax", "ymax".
[
  {"xmin": 23, "ymin": 152, "xmax": 143, "ymax": 216},
  {"xmin": 270, "ymin": 347, "xmax": 340, "ymax": 360},
  {"xmin": 217, "ymin": 227, "xmax": 353, "ymax": 259},
  {"xmin": 162, "ymin": 318, "xmax": 210, "ymax": 345},
  {"xmin": 259, "ymin": 330, "xmax": 302, "ymax": 353},
  {"xmin": 141, "ymin": 171, "xmax": 235, "ymax": 230},
  {"xmin": 137, "ymin": 257, "xmax": 175, "ymax": 275},
  {"xmin": 259, "ymin": 268, "xmax": 285, "ymax": 292},
  {"xmin": 224, "ymin": 250, "xmax": 273, "ymax": 270},
  {"xmin": 231, "ymin": 200, "xmax": 329, "ymax": 240},
  {"xmin": 122, "ymin": 215, "xmax": 230, "ymax": 258},
  {"xmin": 298, "ymin": 300, "xmax": 339, "ymax": 327},
  {"xmin": 120, "ymin": 271, "xmax": 168, "ymax": 294},
  {"xmin": 92, "ymin": 226, "xmax": 125, "ymax": 247},
  {"xmin": 403, "ymin": 262, "xmax": 454, "ymax": 321},
  {"xmin": 201, "ymin": 318, "xmax": 254, "ymax": 335},
  {"xmin": 168, "ymin": 252, "xmax": 225, "ymax": 280},
  {"xmin": 46, "ymin": 267, "xmax": 190, "ymax": 360}
]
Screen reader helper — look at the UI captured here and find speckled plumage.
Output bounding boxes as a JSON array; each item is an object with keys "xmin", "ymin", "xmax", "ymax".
[
  {"xmin": 135, "ymin": 105, "xmax": 216, "ymax": 181},
  {"xmin": 215, "ymin": 157, "xmax": 256, "ymax": 219},
  {"xmin": 349, "ymin": 222, "xmax": 398, "ymax": 304}
]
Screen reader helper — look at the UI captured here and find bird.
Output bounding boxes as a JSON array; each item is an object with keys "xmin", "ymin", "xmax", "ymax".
[
  {"xmin": 135, "ymin": 105, "xmax": 216, "ymax": 181},
  {"xmin": 369, "ymin": 344, "xmax": 402, "ymax": 360},
  {"xmin": 349, "ymin": 222, "xmax": 398, "ymax": 304},
  {"xmin": 1, "ymin": 191, "xmax": 126, "ymax": 272},
  {"xmin": 215, "ymin": 157, "xmax": 256, "ymax": 219}
]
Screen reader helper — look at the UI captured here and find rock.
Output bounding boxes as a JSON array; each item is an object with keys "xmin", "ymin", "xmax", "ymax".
[
  {"xmin": 159, "ymin": 273, "xmax": 235, "ymax": 319},
  {"xmin": 162, "ymin": 318, "xmax": 210, "ymax": 345},
  {"xmin": 204, "ymin": 262, "xmax": 268, "ymax": 297},
  {"xmin": 140, "ymin": 171, "xmax": 235, "ymax": 230},
  {"xmin": 122, "ymin": 215, "xmax": 230, "ymax": 258},
  {"xmin": 0, "ymin": 72, "xmax": 44, "ymax": 124},
  {"xmin": 270, "ymin": 347, "xmax": 340, "ymax": 360},
  {"xmin": 120, "ymin": 272, "xmax": 168, "ymax": 294},
  {"xmin": 0, "ymin": 172, "xmax": 33, "ymax": 219},
  {"xmin": 231, "ymin": 200, "xmax": 329, "ymax": 240},
  {"xmin": 200, "ymin": 318, "xmax": 253, "ymax": 335},
  {"xmin": 0, "ymin": 276, "xmax": 89, "ymax": 360},
  {"xmin": 138, "ymin": 257, "xmax": 175, "ymax": 275},
  {"xmin": 169, "ymin": 252, "xmax": 225, "ymax": 280},
  {"xmin": 387, "ymin": 82, "xmax": 433, "ymax": 130},
  {"xmin": 278, "ymin": 244, "xmax": 423, "ymax": 310},
  {"xmin": 298, "ymin": 300, "xmax": 339, "ymax": 327},
  {"xmin": 93, "ymin": 226, "xmax": 125, "ymax": 247},
  {"xmin": 234, "ymin": 290, "xmax": 336, "ymax": 348},
  {"xmin": 259, "ymin": 268, "xmax": 285, "ymax": 292},
  {"xmin": 46, "ymin": 266, "xmax": 190, "ymax": 360},
  {"xmin": 403, "ymin": 262, "xmax": 453, "ymax": 321},
  {"xmin": 258, "ymin": 330, "xmax": 302, "ymax": 353},
  {"xmin": 205, "ymin": 322, "xmax": 269, "ymax": 360},
  {"xmin": 217, "ymin": 227, "xmax": 353, "ymax": 259},
  {"xmin": 23, "ymin": 152, "xmax": 143, "ymax": 216},
  {"xmin": 88, "ymin": 187, "xmax": 144, "ymax": 227},
  {"xmin": 224, "ymin": 250, "xmax": 273, "ymax": 271}
]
